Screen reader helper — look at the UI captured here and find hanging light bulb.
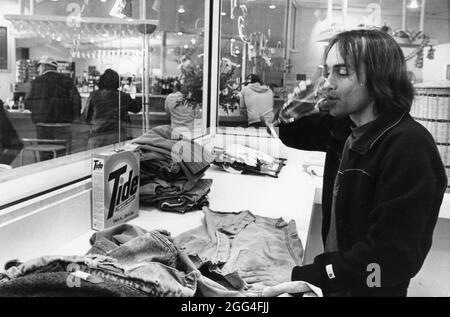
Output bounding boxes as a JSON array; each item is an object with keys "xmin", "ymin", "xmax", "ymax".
[
  {"xmin": 178, "ymin": 5, "xmax": 185, "ymax": 14},
  {"xmin": 407, "ymin": 0, "xmax": 419, "ymax": 9}
]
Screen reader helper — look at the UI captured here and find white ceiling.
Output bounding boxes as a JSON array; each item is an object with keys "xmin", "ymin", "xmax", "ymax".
[{"xmin": 295, "ymin": 0, "xmax": 450, "ymax": 17}]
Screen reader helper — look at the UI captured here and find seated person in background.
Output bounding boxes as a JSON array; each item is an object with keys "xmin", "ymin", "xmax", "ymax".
[
  {"xmin": 0, "ymin": 100, "xmax": 23, "ymax": 166},
  {"xmin": 240, "ymin": 74, "xmax": 274, "ymax": 128},
  {"xmin": 82, "ymin": 69, "xmax": 141, "ymax": 149},
  {"xmin": 165, "ymin": 80, "xmax": 198, "ymax": 133}
]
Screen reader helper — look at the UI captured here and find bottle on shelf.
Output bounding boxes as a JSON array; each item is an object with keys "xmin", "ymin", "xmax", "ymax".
[
  {"xmin": 4, "ymin": 98, "xmax": 11, "ymax": 110},
  {"xmin": 18, "ymin": 96, "xmax": 25, "ymax": 112}
]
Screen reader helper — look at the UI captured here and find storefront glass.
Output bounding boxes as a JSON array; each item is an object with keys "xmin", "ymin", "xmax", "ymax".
[
  {"xmin": 216, "ymin": 0, "xmax": 450, "ymax": 134},
  {"xmin": 0, "ymin": 0, "xmax": 209, "ymax": 178}
]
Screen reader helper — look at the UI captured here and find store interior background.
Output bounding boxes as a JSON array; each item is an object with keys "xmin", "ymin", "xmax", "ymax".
[{"xmin": 0, "ymin": 0, "xmax": 449, "ymax": 296}]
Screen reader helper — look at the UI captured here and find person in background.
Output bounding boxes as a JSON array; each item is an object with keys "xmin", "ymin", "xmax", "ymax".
[
  {"xmin": 278, "ymin": 29, "xmax": 447, "ymax": 297},
  {"xmin": 240, "ymin": 74, "xmax": 274, "ymax": 128},
  {"xmin": 0, "ymin": 99, "xmax": 23, "ymax": 166},
  {"xmin": 82, "ymin": 68, "xmax": 141, "ymax": 149},
  {"xmin": 164, "ymin": 80, "xmax": 197, "ymax": 133},
  {"xmin": 24, "ymin": 56, "xmax": 81, "ymax": 161}
]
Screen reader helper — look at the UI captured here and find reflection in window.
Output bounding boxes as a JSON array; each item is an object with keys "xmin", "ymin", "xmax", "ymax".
[
  {"xmin": 218, "ymin": 0, "xmax": 288, "ymax": 130},
  {"xmin": 0, "ymin": 0, "xmax": 207, "ymax": 172}
]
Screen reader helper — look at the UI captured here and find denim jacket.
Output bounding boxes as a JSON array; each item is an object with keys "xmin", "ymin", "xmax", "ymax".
[
  {"xmin": 0, "ymin": 226, "xmax": 198, "ymax": 297},
  {"xmin": 134, "ymin": 125, "xmax": 213, "ymax": 182},
  {"xmin": 175, "ymin": 207, "xmax": 304, "ymax": 292}
]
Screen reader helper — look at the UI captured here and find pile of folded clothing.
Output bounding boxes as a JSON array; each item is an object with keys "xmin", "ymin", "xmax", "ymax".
[
  {"xmin": 212, "ymin": 143, "xmax": 287, "ymax": 178},
  {"xmin": 133, "ymin": 125, "xmax": 214, "ymax": 213},
  {"xmin": 0, "ymin": 223, "xmax": 322, "ymax": 297},
  {"xmin": 0, "ymin": 225, "xmax": 199, "ymax": 297}
]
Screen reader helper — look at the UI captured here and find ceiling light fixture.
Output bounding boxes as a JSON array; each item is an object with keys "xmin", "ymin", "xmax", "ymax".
[
  {"xmin": 269, "ymin": 4, "xmax": 276, "ymax": 10},
  {"xmin": 407, "ymin": 0, "xmax": 419, "ymax": 9},
  {"xmin": 178, "ymin": 5, "xmax": 185, "ymax": 14}
]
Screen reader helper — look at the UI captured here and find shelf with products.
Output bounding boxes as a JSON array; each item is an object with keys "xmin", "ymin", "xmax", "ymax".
[{"xmin": 5, "ymin": 14, "xmax": 158, "ymax": 48}]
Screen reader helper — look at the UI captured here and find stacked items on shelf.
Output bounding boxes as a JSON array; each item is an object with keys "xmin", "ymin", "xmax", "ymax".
[
  {"xmin": 151, "ymin": 77, "xmax": 178, "ymax": 95},
  {"xmin": 15, "ymin": 59, "xmax": 38, "ymax": 83},
  {"xmin": 15, "ymin": 60, "xmax": 27, "ymax": 83},
  {"xmin": 27, "ymin": 60, "xmax": 38, "ymax": 82},
  {"xmin": 212, "ymin": 143, "xmax": 286, "ymax": 178},
  {"xmin": 411, "ymin": 81, "xmax": 450, "ymax": 191},
  {"xmin": 134, "ymin": 126, "xmax": 214, "ymax": 213}
]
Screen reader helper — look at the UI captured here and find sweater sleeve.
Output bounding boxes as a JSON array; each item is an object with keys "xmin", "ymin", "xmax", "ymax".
[
  {"xmin": 291, "ymin": 132, "xmax": 447, "ymax": 294},
  {"xmin": 278, "ymin": 112, "xmax": 335, "ymax": 152}
]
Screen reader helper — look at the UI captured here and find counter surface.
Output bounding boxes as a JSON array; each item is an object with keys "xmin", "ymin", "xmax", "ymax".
[{"xmin": 50, "ymin": 141, "xmax": 321, "ymax": 261}]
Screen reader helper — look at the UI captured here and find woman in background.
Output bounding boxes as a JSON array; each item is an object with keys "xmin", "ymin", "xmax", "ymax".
[{"xmin": 82, "ymin": 69, "xmax": 141, "ymax": 149}]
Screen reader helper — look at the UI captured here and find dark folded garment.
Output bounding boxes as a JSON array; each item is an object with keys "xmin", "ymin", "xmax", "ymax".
[
  {"xmin": 140, "ymin": 178, "xmax": 197, "ymax": 197},
  {"xmin": 134, "ymin": 125, "xmax": 213, "ymax": 181},
  {"xmin": 159, "ymin": 194, "xmax": 210, "ymax": 214},
  {"xmin": 140, "ymin": 159, "xmax": 183, "ymax": 182},
  {"xmin": 0, "ymin": 272, "xmax": 147, "ymax": 297},
  {"xmin": 140, "ymin": 179, "xmax": 213, "ymax": 213}
]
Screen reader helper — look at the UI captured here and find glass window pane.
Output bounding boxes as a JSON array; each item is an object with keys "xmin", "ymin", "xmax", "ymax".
[
  {"xmin": 147, "ymin": 0, "xmax": 207, "ymax": 139},
  {"xmin": 0, "ymin": 0, "xmax": 208, "ymax": 179},
  {"xmin": 217, "ymin": 0, "xmax": 288, "ymax": 131}
]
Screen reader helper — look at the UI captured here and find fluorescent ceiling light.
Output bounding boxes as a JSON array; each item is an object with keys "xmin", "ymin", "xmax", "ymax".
[{"xmin": 407, "ymin": 0, "xmax": 419, "ymax": 9}]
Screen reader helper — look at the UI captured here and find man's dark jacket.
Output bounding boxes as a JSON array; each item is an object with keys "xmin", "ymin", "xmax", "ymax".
[
  {"xmin": 25, "ymin": 71, "xmax": 81, "ymax": 124},
  {"xmin": 279, "ymin": 110, "xmax": 447, "ymax": 296}
]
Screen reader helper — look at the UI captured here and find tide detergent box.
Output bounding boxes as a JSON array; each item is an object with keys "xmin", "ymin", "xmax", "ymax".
[{"xmin": 91, "ymin": 145, "xmax": 141, "ymax": 231}]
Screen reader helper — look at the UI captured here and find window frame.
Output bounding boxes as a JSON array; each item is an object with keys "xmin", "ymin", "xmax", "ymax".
[{"xmin": 0, "ymin": 0, "xmax": 216, "ymax": 209}]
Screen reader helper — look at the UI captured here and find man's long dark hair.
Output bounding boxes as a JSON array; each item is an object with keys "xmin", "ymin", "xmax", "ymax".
[
  {"xmin": 324, "ymin": 29, "xmax": 414, "ymax": 114},
  {"xmin": 98, "ymin": 68, "xmax": 120, "ymax": 91}
]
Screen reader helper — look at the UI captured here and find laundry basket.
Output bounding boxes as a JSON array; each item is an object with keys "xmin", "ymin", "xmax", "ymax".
[{"xmin": 411, "ymin": 81, "xmax": 450, "ymax": 191}]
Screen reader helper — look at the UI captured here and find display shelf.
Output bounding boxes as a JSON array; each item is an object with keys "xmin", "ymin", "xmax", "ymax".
[{"xmin": 4, "ymin": 14, "xmax": 158, "ymax": 49}]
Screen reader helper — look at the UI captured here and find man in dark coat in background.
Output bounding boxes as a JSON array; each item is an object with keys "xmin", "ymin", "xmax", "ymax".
[{"xmin": 25, "ymin": 56, "xmax": 81, "ymax": 161}]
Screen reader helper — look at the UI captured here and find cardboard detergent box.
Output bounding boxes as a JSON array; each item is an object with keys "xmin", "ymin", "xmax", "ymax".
[{"xmin": 91, "ymin": 145, "xmax": 141, "ymax": 231}]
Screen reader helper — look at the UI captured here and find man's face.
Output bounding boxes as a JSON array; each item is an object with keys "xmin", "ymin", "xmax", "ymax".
[{"xmin": 321, "ymin": 44, "xmax": 374, "ymax": 124}]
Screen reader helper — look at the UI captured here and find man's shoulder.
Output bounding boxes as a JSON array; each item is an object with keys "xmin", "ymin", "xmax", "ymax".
[
  {"xmin": 392, "ymin": 114, "xmax": 435, "ymax": 140},
  {"xmin": 381, "ymin": 114, "xmax": 439, "ymax": 154},
  {"xmin": 37, "ymin": 72, "xmax": 72, "ymax": 82}
]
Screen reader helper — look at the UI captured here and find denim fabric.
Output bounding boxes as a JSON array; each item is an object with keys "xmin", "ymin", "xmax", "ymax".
[
  {"xmin": 88, "ymin": 226, "xmax": 179, "ymax": 269},
  {"xmin": 0, "ymin": 227, "xmax": 198, "ymax": 297},
  {"xmin": 141, "ymin": 157, "xmax": 183, "ymax": 182},
  {"xmin": 159, "ymin": 194, "xmax": 210, "ymax": 214},
  {"xmin": 141, "ymin": 178, "xmax": 195, "ymax": 197},
  {"xmin": 0, "ymin": 272, "xmax": 147, "ymax": 297},
  {"xmin": 134, "ymin": 125, "xmax": 213, "ymax": 181},
  {"xmin": 139, "ymin": 143, "xmax": 207, "ymax": 183},
  {"xmin": 175, "ymin": 208, "xmax": 304, "ymax": 290},
  {"xmin": 140, "ymin": 179, "xmax": 212, "ymax": 213},
  {"xmin": 178, "ymin": 242, "xmax": 316, "ymax": 297}
]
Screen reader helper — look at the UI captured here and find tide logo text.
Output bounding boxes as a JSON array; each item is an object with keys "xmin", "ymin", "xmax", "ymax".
[{"xmin": 107, "ymin": 165, "xmax": 139, "ymax": 220}]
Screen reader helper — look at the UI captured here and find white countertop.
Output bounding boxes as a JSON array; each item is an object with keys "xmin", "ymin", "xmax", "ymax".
[{"xmin": 51, "ymin": 140, "xmax": 323, "ymax": 259}]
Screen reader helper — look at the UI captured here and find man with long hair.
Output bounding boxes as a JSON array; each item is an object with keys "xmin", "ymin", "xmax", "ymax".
[{"xmin": 278, "ymin": 29, "xmax": 447, "ymax": 297}]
